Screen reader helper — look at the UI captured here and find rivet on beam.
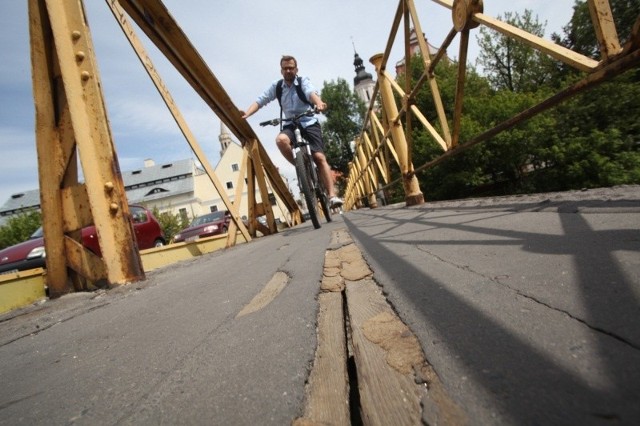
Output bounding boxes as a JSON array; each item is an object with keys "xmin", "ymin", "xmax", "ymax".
[
  {"xmin": 104, "ymin": 181, "xmax": 114, "ymax": 192},
  {"xmin": 81, "ymin": 71, "xmax": 91, "ymax": 81},
  {"xmin": 109, "ymin": 203, "xmax": 119, "ymax": 213},
  {"xmin": 75, "ymin": 51, "xmax": 85, "ymax": 62},
  {"xmin": 71, "ymin": 30, "xmax": 82, "ymax": 41}
]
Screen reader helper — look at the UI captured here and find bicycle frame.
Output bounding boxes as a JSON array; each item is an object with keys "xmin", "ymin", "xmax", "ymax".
[
  {"xmin": 292, "ymin": 127, "xmax": 319, "ymax": 190},
  {"xmin": 260, "ymin": 110, "xmax": 332, "ymax": 229}
]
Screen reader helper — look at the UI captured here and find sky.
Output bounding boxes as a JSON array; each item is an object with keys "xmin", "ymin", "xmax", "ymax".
[{"xmin": 0, "ymin": 0, "xmax": 576, "ymax": 206}]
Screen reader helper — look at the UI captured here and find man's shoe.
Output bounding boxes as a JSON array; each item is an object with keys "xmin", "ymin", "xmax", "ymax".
[{"xmin": 329, "ymin": 196, "xmax": 343, "ymax": 207}]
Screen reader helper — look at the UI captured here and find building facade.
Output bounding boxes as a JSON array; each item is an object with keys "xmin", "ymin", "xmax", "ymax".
[{"xmin": 1, "ymin": 123, "xmax": 292, "ymax": 227}]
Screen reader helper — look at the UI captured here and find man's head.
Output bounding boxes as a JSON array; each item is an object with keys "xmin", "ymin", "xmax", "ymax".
[{"xmin": 280, "ymin": 55, "xmax": 298, "ymax": 83}]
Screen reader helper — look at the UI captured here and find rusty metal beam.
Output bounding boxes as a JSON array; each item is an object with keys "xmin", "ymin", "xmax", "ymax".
[
  {"xmin": 106, "ymin": 0, "xmax": 251, "ymax": 242},
  {"xmin": 29, "ymin": 0, "xmax": 145, "ymax": 297},
  {"xmin": 344, "ymin": 0, "xmax": 639, "ymax": 209},
  {"xmin": 114, "ymin": 0, "xmax": 299, "ymax": 220}
]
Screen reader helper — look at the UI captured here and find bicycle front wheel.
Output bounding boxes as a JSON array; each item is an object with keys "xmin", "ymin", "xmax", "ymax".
[
  {"xmin": 296, "ymin": 153, "xmax": 321, "ymax": 229},
  {"xmin": 316, "ymin": 170, "xmax": 332, "ymax": 223}
]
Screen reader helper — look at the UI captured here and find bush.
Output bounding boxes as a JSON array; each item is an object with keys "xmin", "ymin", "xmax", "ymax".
[
  {"xmin": 152, "ymin": 207, "xmax": 190, "ymax": 243},
  {"xmin": 0, "ymin": 210, "xmax": 42, "ymax": 250}
]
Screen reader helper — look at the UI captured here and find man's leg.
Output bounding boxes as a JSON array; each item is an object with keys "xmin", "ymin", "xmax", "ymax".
[
  {"xmin": 276, "ymin": 133, "xmax": 294, "ymax": 165},
  {"xmin": 312, "ymin": 151, "xmax": 337, "ymax": 199},
  {"xmin": 304, "ymin": 123, "xmax": 342, "ymax": 207}
]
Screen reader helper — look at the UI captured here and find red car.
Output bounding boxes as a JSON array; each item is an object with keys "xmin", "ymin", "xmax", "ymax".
[
  {"xmin": 173, "ymin": 210, "xmax": 231, "ymax": 243},
  {"xmin": 0, "ymin": 205, "xmax": 165, "ymax": 275}
]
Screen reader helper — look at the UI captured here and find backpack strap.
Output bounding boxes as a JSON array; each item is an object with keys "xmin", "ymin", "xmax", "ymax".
[
  {"xmin": 276, "ymin": 76, "xmax": 312, "ymax": 107},
  {"xmin": 276, "ymin": 76, "xmax": 312, "ymax": 131},
  {"xmin": 276, "ymin": 79, "xmax": 284, "ymax": 107}
]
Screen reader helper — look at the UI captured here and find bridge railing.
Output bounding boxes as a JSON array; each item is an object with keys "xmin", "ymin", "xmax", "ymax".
[
  {"xmin": 344, "ymin": 0, "xmax": 640, "ymax": 210},
  {"xmin": 28, "ymin": 0, "xmax": 302, "ymax": 297}
]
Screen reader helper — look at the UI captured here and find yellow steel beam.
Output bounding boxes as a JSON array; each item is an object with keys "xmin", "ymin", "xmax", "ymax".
[
  {"xmin": 106, "ymin": 0, "xmax": 251, "ymax": 242},
  {"xmin": 588, "ymin": 0, "xmax": 622, "ymax": 60},
  {"xmin": 29, "ymin": 0, "xmax": 70, "ymax": 296},
  {"xmin": 433, "ymin": 0, "xmax": 600, "ymax": 71},
  {"xmin": 0, "ymin": 270, "xmax": 47, "ymax": 315},
  {"xmin": 114, "ymin": 0, "xmax": 299, "ymax": 217},
  {"xmin": 30, "ymin": 0, "xmax": 145, "ymax": 297}
]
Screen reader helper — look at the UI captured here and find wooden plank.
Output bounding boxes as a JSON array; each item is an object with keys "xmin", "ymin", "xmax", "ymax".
[
  {"xmin": 297, "ymin": 291, "xmax": 350, "ymax": 425},
  {"xmin": 345, "ymin": 278, "xmax": 424, "ymax": 425}
]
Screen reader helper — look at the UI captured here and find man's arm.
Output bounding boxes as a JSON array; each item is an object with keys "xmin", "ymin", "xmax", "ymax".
[
  {"xmin": 242, "ymin": 81, "xmax": 279, "ymax": 119},
  {"xmin": 241, "ymin": 102, "xmax": 260, "ymax": 119},
  {"xmin": 309, "ymin": 92, "xmax": 327, "ymax": 112}
]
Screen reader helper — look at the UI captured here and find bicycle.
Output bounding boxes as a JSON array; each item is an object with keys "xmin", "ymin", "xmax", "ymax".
[{"xmin": 260, "ymin": 109, "xmax": 332, "ymax": 229}]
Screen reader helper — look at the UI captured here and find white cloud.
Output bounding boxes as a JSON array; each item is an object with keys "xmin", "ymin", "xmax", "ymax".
[{"xmin": 0, "ymin": 0, "xmax": 575, "ymax": 205}]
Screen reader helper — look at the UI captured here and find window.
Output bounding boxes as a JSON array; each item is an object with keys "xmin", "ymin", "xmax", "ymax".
[
  {"xmin": 179, "ymin": 208, "xmax": 188, "ymax": 223},
  {"xmin": 130, "ymin": 206, "xmax": 148, "ymax": 223},
  {"xmin": 145, "ymin": 187, "xmax": 168, "ymax": 196},
  {"xmin": 226, "ymin": 181, "xmax": 233, "ymax": 189},
  {"xmin": 231, "ymin": 163, "xmax": 239, "ymax": 172},
  {"xmin": 268, "ymin": 193, "xmax": 277, "ymax": 206},
  {"xmin": 210, "ymin": 205, "xmax": 218, "ymax": 212}
]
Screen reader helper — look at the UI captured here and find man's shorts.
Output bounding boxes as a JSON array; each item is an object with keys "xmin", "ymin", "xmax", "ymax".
[{"xmin": 280, "ymin": 122, "xmax": 324, "ymax": 154}]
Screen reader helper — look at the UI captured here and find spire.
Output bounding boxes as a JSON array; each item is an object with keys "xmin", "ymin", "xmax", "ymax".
[
  {"xmin": 353, "ymin": 52, "xmax": 373, "ymax": 87},
  {"xmin": 219, "ymin": 121, "xmax": 232, "ymax": 157}
]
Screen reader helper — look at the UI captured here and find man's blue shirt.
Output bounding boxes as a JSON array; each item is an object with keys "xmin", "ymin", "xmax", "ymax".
[{"xmin": 256, "ymin": 76, "xmax": 317, "ymax": 128}]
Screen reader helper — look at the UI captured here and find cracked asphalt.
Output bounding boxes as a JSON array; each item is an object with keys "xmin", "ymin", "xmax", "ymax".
[
  {"xmin": 341, "ymin": 185, "xmax": 640, "ymax": 424},
  {"xmin": 1, "ymin": 185, "xmax": 639, "ymax": 424}
]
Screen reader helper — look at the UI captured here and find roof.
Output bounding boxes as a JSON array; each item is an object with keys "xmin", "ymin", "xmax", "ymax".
[
  {"xmin": 123, "ymin": 158, "xmax": 198, "ymax": 187},
  {"xmin": 0, "ymin": 158, "xmax": 201, "ymax": 216},
  {"xmin": 0, "ymin": 189, "xmax": 41, "ymax": 217},
  {"xmin": 126, "ymin": 175, "xmax": 195, "ymax": 204}
]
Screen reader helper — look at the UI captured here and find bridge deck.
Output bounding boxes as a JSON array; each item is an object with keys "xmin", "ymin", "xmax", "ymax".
[{"xmin": 1, "ymin": 186, "xmax": 639, "ymax": 424}]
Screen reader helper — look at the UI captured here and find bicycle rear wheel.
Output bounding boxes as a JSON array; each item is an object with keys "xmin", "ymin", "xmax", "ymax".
[{"xmin": 295, "ymin": 153, "xmax": 321, "ymax": 229}]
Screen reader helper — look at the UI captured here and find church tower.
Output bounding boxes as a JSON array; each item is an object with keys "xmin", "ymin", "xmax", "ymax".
[
  {"xmin": 353, "ymin": 52, "xmax": 375, "ymax": 106},
  {"xmin": 218, "ymin": 121, "xmax": 233, "ymax": 157}
]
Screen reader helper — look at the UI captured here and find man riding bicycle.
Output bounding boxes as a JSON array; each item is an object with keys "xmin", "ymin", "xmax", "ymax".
[{"xmin": 241, "ymin": 55, "xmax": 343, "ymax": 208}]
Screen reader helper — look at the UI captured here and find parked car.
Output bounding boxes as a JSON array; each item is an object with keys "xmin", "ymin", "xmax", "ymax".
[
  {"xmin": 173, "ymin": 210, "xmax": 231, "ymax": 243},
  {"xmin": 0, "ymin": 205, "xmax": 165, "ymax": 275},
  {"xmin": 0, "ymin": 227, "xmax": 47, "ymax": 275}
]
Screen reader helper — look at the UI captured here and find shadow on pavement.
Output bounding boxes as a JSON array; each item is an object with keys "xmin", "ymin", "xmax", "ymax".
[{"xmin": 343, "ymin": 197, "xmax": 640, "ymax": 424}]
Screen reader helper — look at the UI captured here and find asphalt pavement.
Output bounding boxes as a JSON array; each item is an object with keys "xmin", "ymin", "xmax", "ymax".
[{"xmin": 1, "ymin": 185, "xmax": 639, "ymax": 425}]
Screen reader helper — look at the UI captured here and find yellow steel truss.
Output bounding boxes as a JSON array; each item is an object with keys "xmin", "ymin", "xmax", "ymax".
[{"xmin": 343, "ymin": 0, "xmax": 639, "ymax": 210}]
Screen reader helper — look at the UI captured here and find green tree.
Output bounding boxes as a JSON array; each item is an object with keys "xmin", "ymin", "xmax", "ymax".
[
  {"xmin": 0, "ymin": 210, "xmax": 42, "ymax": 250},
  {"xmin": 557, "ymin": 0, "xmax": 640, "ymax": 59},
  {"xmin": 151, "ymin": 207, "xmax": 190, "ymax": 243},
  {"xmin": 543, "ymin": 0, "xmax": 640, "ymax": 190},
  {"xmin": 320, "ymin": 78, "xmax": 366, "ymax": 176},
  {"xmin": 476, "ymin": 10, "xmax": 558, "ymax": 92}
]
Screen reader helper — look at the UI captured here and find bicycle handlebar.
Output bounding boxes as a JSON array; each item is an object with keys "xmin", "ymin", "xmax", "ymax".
[{"xmin": 259, "ymin": 108, "xmax": 318, "ymax": 127}]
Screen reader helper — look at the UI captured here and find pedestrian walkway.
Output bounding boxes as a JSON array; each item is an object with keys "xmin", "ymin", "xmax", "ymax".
[{"xmin": 1, "ymin": 186, "xmax": 639, "ymax": 425}]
